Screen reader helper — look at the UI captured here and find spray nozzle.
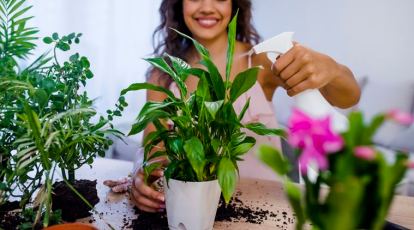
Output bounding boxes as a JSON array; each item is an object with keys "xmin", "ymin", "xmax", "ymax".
[{"xmin": 251, "ymin": 32, "xmax": 294, "ymax": 63}]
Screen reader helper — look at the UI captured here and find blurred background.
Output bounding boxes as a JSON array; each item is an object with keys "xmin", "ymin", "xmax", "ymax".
[
  {"xmin": 25, "ymin": 0, "xmax": 414, "ymax": 123},
  {"xmin": 24, "ymin": 0, "xmax": 414, "ymax": 181}
]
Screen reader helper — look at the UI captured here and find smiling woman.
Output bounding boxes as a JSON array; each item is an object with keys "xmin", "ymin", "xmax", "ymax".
[{"xmin": 126, "ymin": 0, "xmax": 361, "ymax": 216}]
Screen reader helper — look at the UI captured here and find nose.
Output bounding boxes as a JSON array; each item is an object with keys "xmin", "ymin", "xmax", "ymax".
[{"xmin": 199, "ymin": 0, "xmax": 214, "ymax": 14}]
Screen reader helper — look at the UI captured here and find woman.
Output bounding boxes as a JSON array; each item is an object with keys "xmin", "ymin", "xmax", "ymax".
[{"xmin": 131, "ymin": 0, "xmax": 361, "ymax": 213}]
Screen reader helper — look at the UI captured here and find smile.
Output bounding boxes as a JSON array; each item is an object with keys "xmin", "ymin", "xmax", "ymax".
[{"xmin": 196, "ymin": 18, "xmax": 219, "ymax": 28}]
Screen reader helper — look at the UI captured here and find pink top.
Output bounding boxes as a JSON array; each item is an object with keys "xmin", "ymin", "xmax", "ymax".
[{"xmin": 170, "ymin": 82, "xmax": 282, "ymax": 181}]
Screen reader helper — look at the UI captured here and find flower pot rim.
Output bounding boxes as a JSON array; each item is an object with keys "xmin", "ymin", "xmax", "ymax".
[
  {"xmin": 43, "ymin": 222, "xmax": 98, "ymax": 230},
  {"xmin": 166, "ymin": 177, "xmax": 218, "ymax": 183}
]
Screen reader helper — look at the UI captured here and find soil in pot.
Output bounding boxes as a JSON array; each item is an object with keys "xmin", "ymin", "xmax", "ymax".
[
  {"xmin": 0, "ymin": 201, "xmax": 21, "ymax": 229},
  {"xmin": 52, "ymin": 179, "xmax": 99, "ymax": 222}
]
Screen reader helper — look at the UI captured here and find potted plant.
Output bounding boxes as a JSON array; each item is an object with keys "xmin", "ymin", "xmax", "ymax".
[
  {"xmin": 1, "ymin": 0, "xmax": 121, "ymax": 228},
  {"xmin": 257, "ymin": 108, "xmax": 414, "ymax": 230},
  {"xmin": 120, "ymin": 13, "xmax": 284, "ymax": 230}
]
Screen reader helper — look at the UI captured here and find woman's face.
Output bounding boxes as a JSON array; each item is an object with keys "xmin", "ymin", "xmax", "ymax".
[{"xmin": 183, "ymin": 0, "xmax": 232, "ymax": 42}]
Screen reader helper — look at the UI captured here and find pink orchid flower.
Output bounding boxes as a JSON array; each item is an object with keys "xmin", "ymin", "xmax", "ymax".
[
  {"xmin": 354, "ymin": 146, "xmax": 376, "ymax": 161},
  {"xmin": 407, "ymin": 161, "xmax": 414, "ymax": 169},
  {"xmin": 386, "ymin": 109, "xmax": 414, "ymax": 125},
  {"xmin": 288, "ymin": 108, "xmax": 344, "ymax": 175}
]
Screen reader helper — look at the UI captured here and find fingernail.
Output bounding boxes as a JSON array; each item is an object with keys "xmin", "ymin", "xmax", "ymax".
[
  {"xmin": 160, "ymin": 204, "xmax": 166, "ymax": 209},
  {"xmin": 158, "ymin": 195, "xmax": 165, "ymax": 202},
  {"xmin": 158, "ymin": 209, "xmax": 165, "ymax": 212}
]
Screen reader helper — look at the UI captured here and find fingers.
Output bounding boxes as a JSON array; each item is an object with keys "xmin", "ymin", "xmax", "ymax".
[
  {"xmin": 130, "ymin": 170, "xmax": 165, "ymax": 213},
  {"xmin": 287, "ymin": 75, "xmax": 317, "ymax": 96},
  {"xmin": 135, "ymin": 178, "xmax": 165, "ymax": 202},
  {"xmin": 130, "ymin": 191, "xmax": 159, "ymax": 213},
  {"xmin": 151, "ymin": 168, "xmax": 164, "ymax": 178}
]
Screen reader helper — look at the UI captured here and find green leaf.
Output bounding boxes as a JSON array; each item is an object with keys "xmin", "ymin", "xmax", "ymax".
[
  {"xmin": 226, "ymin": 10, "xmax": 238, "ymax": 84},
  {"xmin": 164, "ymin": 160, "xmax": 179, "ymax": 183},
  {"xmin": 10, "ymin": 5, "xmax": 31, "ymax": 21},
  {"xmin": 166, "ymin": 54, "xmax": 191, "ymax": 79},
  {"xmin": 231, "ymin": 136, "xmax": 255, "ymax": 156},
  {"xmin": 284, "ymin": 181, "xmax": 306, "ymax": 230},
  {"xmin": 344, "ymin": 111, "xmax": 364, "ymax": 147},
  {"xmin": 230, "ymin": 67, "xmax": 258, "ymax": 102},
  {"xmin": 52, "ymin": 32, "xmax": 59, "ymax": 40},
  {"xmin": 129, "ymin": 110, "xmax": 170, "ymax": 135},
  {"xmin": 144, "ymin": 57, "xmax": 187, "ymax": 98},
  {"xmin": 257, "ymin": 145, "xmax": 290, "ymax": 176},
  {"xmin": 137, "ymin": 101, "xmax": 176, "ymax": 121},
  {"xmin": 183, "ymin": 137, "xmax": 206, "ymax": 181},
  {"xmin": 43, "ymin": 37, "xmax": 53, "ymax": 44},
  {"xmin": 363, "ymin": 113, "xmax": 385, "ymax": 144},
  {"xmin": 238, "ymin": 97, "xmax": 250, "ymax": 121},
  {"xmin": 121, "ymin": 82, "xmax": 176, "ymax": 101},
  {"xmin": 172, "ymin": 28, "xmax": 225, "ymax": 100},
  {"xmin": 245, "ymin": 122, "xmax": 286, "ymax": 136},
  {"xmin": 204, "ymin": 100, "xmax": 224, "ymax": 119},
  {"xmin": 143, "ymin": 162, "xmax": 162, "ymax": 184},
  {"xmin": 196, "ymin": 72, "xmax": 210, "ymax": 101},
  {"xmin": 218, "ymin": 157, "xmax": 237, "ymax": 203},
  {"xmin": 34, "ymin": 89, "xmax": 48, "ymax": 108}
]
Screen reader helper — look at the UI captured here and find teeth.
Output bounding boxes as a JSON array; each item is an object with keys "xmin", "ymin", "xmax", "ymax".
[{"xmin": 198, "ymin": 19, "xmax": 217, "ymax": 26}]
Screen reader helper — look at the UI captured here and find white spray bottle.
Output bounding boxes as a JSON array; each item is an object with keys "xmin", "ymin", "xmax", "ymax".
[{"xmin": 251, "ymin": 32, "xmax": 348, "ymax": 132}]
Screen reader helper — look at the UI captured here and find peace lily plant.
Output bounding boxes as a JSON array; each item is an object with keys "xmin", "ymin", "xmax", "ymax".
[
  {"xmin": 258, "ymin": 108, "xmax": 414, "ymax": 230},
  {"xmin": 120, "ymin": 13, "xmax": 283, "ymax": 229}
]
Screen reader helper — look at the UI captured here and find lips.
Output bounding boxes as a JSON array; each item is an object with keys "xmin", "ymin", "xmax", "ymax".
[{"xmin": 196, "ymin": 17, "xmax": 219, "ymax": 28}]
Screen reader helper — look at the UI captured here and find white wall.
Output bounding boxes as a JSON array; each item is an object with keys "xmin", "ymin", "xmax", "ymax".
[
  {"xmin": 252, "ymin": 0, "xmax": 414, "ymax": 83},
  {"xmin": 28, "ymin": 0, "xmax": 161, "ymax": 135}
]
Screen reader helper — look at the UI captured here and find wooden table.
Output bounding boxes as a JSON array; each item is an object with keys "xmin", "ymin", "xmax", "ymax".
[{"xmin": 77, "ymin": 158, "xmax": 414, "ymax": 229}]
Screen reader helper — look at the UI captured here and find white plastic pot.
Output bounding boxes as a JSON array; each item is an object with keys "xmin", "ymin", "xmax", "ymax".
[{"xmin": 164, "ymin": 178, "xmax": 221, "ymax": 230}]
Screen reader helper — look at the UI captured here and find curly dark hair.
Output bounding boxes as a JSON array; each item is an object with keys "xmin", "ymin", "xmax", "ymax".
[{"xmin": 149, "ymin": 0, "xmax": 260, "ymax": 86}]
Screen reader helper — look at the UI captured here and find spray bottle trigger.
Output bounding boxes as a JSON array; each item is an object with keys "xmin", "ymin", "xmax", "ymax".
[{"xmin": 266, "ymin": 52, "xmax": 282, "ymax": 64}]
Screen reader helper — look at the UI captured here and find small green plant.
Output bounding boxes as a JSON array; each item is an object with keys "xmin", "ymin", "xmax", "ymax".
[
  {"xmin": 1, "ymin": 0, "xmax": 121, "ymax": 228},
  {"xmin": 120, "ymin": 13, "xmax": 284, "ymax": 203},
  {"xmin": 0, "ymin": 0, "xmax": 44, "ymax": 206},
  {"xmin": 258, "ymin": 109, "xmax": 413, "ymax": 230}
]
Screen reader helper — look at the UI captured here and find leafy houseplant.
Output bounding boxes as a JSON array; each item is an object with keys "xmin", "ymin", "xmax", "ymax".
[
  {"xmin": 258, "ymin": 108, "xmax": 414, "ymax": 230},
  {"xmin": 120, "ymin": 12, "xmax": 283, "ymax": 229},
  {"xmin": 1, "ymin": 0, "xmax": 120, "ymax": 228}
]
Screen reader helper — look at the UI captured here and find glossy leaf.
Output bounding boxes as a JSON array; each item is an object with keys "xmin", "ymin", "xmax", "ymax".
[
  {"xmin": 218, "ymin": 157, "xmax": 237, "ymax": 203},
  {"xmin": 121, "ymin": 82, "xmax": 176, "ymax": 100},
  {"xmin": 257, "ymin": 145, "xmax": 290, "ymax": 176},
  {"xmin": 284, "ymin": 181, "xmax": 306, "ymax": 230},
  {"xmin": 226, "ymin": 11, "xmax": 238, "ymax": 84},
  {"xmin": 230, "ymin": 67, "xmax": 258, "ymax": 102},
  {"xmin": 245, "ymin": 122, "xmax": 286, "ymax": 136},
  {"xmin": 183, "ymin": 137, "xmax": 206, "ymax": 181},
  {"xmin": 144, "ymin": 57, "xmax": 187, "ymax": 97}
]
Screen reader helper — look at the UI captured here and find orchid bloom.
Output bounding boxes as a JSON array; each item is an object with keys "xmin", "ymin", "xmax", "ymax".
[
  {"xmin": 386, "ymin": 109, "xmax": 414, "ymax": 125},
  {"xmin": 354, "ymin": 146, "xmax": 376, "ymax": 161},
  {"xmin": 288, "ymin": 108, "xmax": 344, "ymax": 175}
]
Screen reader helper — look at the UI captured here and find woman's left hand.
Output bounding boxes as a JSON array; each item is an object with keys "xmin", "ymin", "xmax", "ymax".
[{"xmin": 272, "ymin": 43, "xmax": 340, "ymax": 97}]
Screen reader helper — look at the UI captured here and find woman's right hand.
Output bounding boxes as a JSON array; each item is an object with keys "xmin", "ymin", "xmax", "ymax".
[{"xmin": 130, "ymin": 168, "xmax": 165, "ymax": 213}]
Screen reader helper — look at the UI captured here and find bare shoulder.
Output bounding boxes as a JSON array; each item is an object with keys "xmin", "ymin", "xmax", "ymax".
[{"xmin": 147, "ymin": 69, "xmax": 168, "ymax": 102}]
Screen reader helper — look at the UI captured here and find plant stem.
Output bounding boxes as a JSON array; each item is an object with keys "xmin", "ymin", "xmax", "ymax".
[{"xmin": 68, "ymin": 169, "xmax": 75, "ymax": 184}]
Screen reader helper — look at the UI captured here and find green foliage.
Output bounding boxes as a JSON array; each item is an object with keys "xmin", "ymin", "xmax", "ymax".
[
  {"xmin": 0, "ymin": 0, "xmax": 38, "ymax": 62},
  {"xmin": 257, "ymin": 111, "xmax": 411, "ymax": 230},
  {"xmin": 0, "ymin": 0, "xmax": 121, "ymax": 228},
  {"xmin": 121, "ymin": 12, "xmax": 284, "ymax": 203}
]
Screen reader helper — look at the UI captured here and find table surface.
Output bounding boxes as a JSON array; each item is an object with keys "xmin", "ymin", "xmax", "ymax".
[{"xmin": 76, "ymin": 158, "xmax": 414, "ymax": 230}]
